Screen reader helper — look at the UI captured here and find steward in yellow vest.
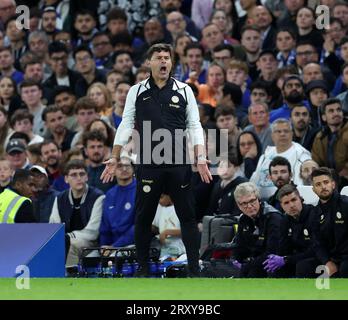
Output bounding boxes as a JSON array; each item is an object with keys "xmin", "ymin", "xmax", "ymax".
[{"xmin": 0, "ymin": 169, "xmax": 36, "ymax": 223}]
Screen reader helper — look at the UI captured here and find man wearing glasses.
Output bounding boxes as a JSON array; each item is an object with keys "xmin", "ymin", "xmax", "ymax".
[
  {"xmin": 232, "ymin": 182, "xmax": 283, "ymax": 278},
  {"xmin": 50, "ymin": 160, "xmax": 105, "ymax": 266}
]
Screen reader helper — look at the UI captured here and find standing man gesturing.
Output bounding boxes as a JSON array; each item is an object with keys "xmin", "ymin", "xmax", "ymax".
[{"xmin": 101, "ymin": 43, "xmax": 212, "ymax": 277}]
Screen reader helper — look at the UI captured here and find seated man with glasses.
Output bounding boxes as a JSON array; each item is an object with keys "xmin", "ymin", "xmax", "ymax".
[
  {"xmin": 99, "ymin": 156, "xmax": 136, "ymax": 248},
  {"xmin": 232, "ymin": 182, "xmax": 283, "ymax": 278},
  {"xmin": 49, "ymin": 159, "xmax": 105, "ymax": 266}
]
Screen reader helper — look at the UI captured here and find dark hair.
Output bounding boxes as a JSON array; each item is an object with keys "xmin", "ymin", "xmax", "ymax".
[
  {"xmin": 63, "ymin": 159, "xmax": 87, "ymax": 176},
  {"xmin": 213, "ymin": 43, "xmax": 234, "ymax": 56},
  {"xmin": 276, "ymin": 27, "xmax": 297, "ymax": 41},
  {"xmin": 0, "ymin": 46, "xmax": 12, "ymax": 54},
  {"xmin": 12, "ymin": 169, "xmax": 34, "ymax": 186},
  {"xmin": 82, "ymin": 130, "xmax": 106, "ymax": 147},
  {"xmin": 226, "ymin": 149, "xmax": 240, "ymax": 166},
  {"xmin": 146, "ymin": 43, "xmax": 174, "ymax": 60},
  {"xmin": 106, "ymin": 6, "xmax": 127, "ymax": 23},
  {"xmin": 269, "ymin": 156, "xmax": 291, "ymax": 175},
  {"xmin": 9, "ymin": 132, "xmax": 30, "ymax": 144},
  {"xmin": 115, "ymin": 80, "xmax": 132, "ymax": 90},
  {"xmin": 277, "ymin": 184, "xmax": 300, "ymax": 201},
  {"xmin": 86, "ymin": 118, "xmax": 115, "ymax": 147},
  {"xmin": 241, "ymin": 24, "xmax": 261, "ymax": 36},
  {"xmin": 22, "ymin": 54, "xmax": 43, "ymax": 71},
  {"xmin": 320, "ymin": 97, "xmax": 342, "ymax": 114},
  {"xmin": 74, "ymin": 9, "xmax": 96, "ymax": 21},
  {"xmin": 53, "ymin": 85, "xmax": 75, "ymax": 99},
  {"xmin": 250, "ymin": 80, "xmax": 270, "ymax": 96},
  {"xmin": 20, "ymin": 79, "xmax": 42, "ymax": 91},
  {"xmin": 42, "ymin": 105, "xmax": 62, "ymax": 121},
  {"xmin": 73, "ymin": 44, "xmax": 93, "ymax": 60},
  {"xmin": 10, "ymin": 109, "xmax": 34, "ymax": 127},
  {"xmin": 111, "ymin": 31, "xmax": 133, "ymax": 47},
  {"xmin": 214, "ymin": 105, "xmax": 236, "ymax": 120},
  {"xmin": 236, "ymin": 131, "xmax": 262, "ymax": 167},
  {"xmin": 340, "ymin": 36, "xmax": 348, "ymax": 47},
  {"xmin": 183, "ymin": 42, "xmax": 204, "ymax": 57},
  {"xmin": 222, "ymin": 82, "xmax": 242, "ymax": 106},
  {"xmin": 92, "ymin": 31, "xmax": 111, "ymax": 42},
  {"xmin": 40, "ymin": 140, "xmax": 60, "ymax": 154},
  {"xmin": 112, "ymin": 49, "xmax": 133, "ymax": 64},
  {"xmin": 311, "ymin": 167, "xmax": 335, "ymax": 181},
  {"xmin": 74, "ymin": 97, "xmax": 98, "ymax": 114},
  {"xmin": 48, "ymin": 41, "xmax": 68, "ymax": 56}
]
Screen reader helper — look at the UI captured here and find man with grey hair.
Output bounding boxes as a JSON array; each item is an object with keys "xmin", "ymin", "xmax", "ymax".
[
  {"xmin": 232, "ymin": 182, "xmax": 283, "ymax": 278},
  {"xmin": 0, "ymin": 0, "xmax": 16, "ymax": 31},
  {"xmin": 250, "ymin": 118, "xmax": 311, "ymax": 199},
  {"xmin": 28, "ymin": 31, "xmax": 52, "ymax": 80}
]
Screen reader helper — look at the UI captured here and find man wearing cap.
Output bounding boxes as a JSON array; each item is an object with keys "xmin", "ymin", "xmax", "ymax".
[
  {"xmin": 5, "ymin": 139, "xmax": 31, "ymax": 170},
  {"xmin": 269, "ymin": 75, "xmax": 309, "ymax": 123},
  {"xmin": 256, "ymin": 50, "xmax": 278, "ymax": 84},
  {"xmin": 0, "ymin": 169, "xmax": 36, "ymax": 223},
  {"xmin": 30, "ymin": 165, "xmax": 60, "ymax": 223},
  {"xmin": 306, "ymin": 79, "xmax": 329, "ymax": 128}
]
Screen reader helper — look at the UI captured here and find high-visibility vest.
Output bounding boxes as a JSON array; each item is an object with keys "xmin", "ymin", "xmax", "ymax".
[{"xmin": 0, "ymin": 189, "xmax": 31, "ymax": 223}]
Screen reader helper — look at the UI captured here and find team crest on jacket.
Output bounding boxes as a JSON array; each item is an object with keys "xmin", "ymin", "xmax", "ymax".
[
  {"xmin": 143, "ymin": 185, "xmax": 151, "ymax": 193},
  {"xmin": 303, "ymin": 229, "xmax": 309, "ymax": 236},
  {"xmin": 320, "ymin": 215, "xmax": 324, "ymax": 221},
  {"xmin": 171, "ymin": 95, "xmax": 179, "ymax": 103},
  {"xmin": 125, "ymin": 202, "xmax": 132, "ymax": 210},
  {"xmin": 337, "ymin": 212, "xmax": 342, "ymax": 219}
]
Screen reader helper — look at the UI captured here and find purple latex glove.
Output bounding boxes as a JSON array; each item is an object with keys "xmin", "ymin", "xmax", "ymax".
[
  {"xmin": 263, "ymin": 255, "xmax": 285, "ymax": 273},
  {"xmin": 231, "ymin": 259, "xmax": 242, "ymax": 269}
]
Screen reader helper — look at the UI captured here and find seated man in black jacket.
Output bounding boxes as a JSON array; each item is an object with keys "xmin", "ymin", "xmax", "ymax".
[
  {"xmin": 206, "ymin": 151, "xmax": 248, "ymax": 216},
  {"xmin": 263, "ymin": 184, "xmax": 316, "ymax": 277},
  {"xmin": 232, "ymin": 182, "xmax": 283, "ymax": 278},
  {"xmin": 297, "ymin": 167, "xmax": 348, "ymax": 278}
]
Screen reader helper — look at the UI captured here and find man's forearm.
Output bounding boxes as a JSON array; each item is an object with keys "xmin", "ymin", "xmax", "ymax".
[
  {"xmin": 111, "ymin": 145, "xmax": 123, "ymax": 160},
  {"xmin": 194, "ymin": 144, "xmax": 206, "ymax": 159}
]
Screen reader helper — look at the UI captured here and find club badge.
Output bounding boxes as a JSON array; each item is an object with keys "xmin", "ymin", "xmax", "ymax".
[
  {"xmin": 337, "ymin": 212, "xmax": 342, "ymax": 219},
  {"xmin": 171, "ymin": 95, "xmax": 179, "ymax": 103},
  {"xmin": 143, "ymin": 185, "xmax": 151, "ymax": 193},
  {"xmin": 125, "ymin": 202, "xmax": 132, "ymax": 210},
  {"xmin": 303, "ymin": 229, "xmax": 309, "ymax": 236}
]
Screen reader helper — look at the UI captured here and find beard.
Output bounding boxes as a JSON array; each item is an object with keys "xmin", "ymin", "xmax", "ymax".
[{"xmin": 286, "ymin": 91, "xmax": 304, "ymax": 104}]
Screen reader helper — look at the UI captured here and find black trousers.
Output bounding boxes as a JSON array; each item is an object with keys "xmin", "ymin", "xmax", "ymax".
[
  {"xmin": 240, "ymin": 255, "xmax": 269, "ymax": 278},
  {"xmin": 134, "ymin": 165, "xmax": 200, "ymax": 273},
  {"xmin": 296, "ymin": 257, "xmax": 348, "ymax": 278}
]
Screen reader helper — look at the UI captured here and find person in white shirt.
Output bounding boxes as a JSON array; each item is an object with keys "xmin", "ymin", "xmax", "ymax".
[
  {"xmin": 250, "ymin": 118, "xmax": 311, "ymax": 199},
  {"xmin": 152, "ymin": 194, "xmax": 185, "ymax": 258}
]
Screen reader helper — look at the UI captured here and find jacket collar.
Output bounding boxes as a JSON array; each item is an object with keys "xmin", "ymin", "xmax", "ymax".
[
  {"xmin": 68, "ymin": 184, "xmax": 89, "ymax": 205},
  {"xmin": 140, "ymin": 77, "xmax": 188, "ymax": 91}
]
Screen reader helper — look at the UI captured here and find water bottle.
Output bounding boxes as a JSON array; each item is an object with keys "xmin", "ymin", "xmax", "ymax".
[
  {"xmin": 148, "ymin": 259, "xmax": 158, "ymax": 277},
  {"xmin": 157, "ymin": 262, "xmax": 166, "ymax": 278},
  {"xmin": 132, "ymin": 261, "xmax": 139, "ymax": 275},
  {"xmin": 121, "ymin": 260, "xmax": 133, "ymax": 277}
]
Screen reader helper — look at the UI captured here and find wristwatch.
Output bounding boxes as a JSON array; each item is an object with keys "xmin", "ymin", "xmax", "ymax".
[{"xmin": 197, "ymin": 154, "xmax": 207, "ymax": 162}]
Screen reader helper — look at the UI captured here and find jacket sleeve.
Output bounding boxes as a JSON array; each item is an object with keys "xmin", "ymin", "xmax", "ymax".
[
  {"xmin": 14, "ymin": 200, "xmax": 36, "ymax": 223},
  {"xmin": 185, "ymin": 85, "xmax": 205, "ymax": 146},
  {"xmin": 311, "ymin": 134, "xmax": 325, "ymax": 167},
  {"xmin": 311, "ymin": 214, "xmax": 330, "ymax": 265},
  {"xmin": 49, "ymin": 197, "xmax": 61, "ymax": 223},
  {"xmin": 113, "ymin": 84, "xmax": 138, "ymax": 146},
  {"xmin": 265, "ymin": 213, "xmax": 282, "ymax": 255},
  {"xmin": 68, "ymin": 195, "xmax": 105, "ymax": 242},
  {"xmin": 99, "ymin": 201, "xmax": 113, "ymax": 246}
]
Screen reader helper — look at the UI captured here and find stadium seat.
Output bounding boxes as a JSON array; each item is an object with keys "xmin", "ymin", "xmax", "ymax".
[
  {"xmin": 297, "ymin": 185, "xmax": 319, "ymax": 205},
  {"xmin": 340, "ymin": 186, "xmax": 348, "ymax": 196}
]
